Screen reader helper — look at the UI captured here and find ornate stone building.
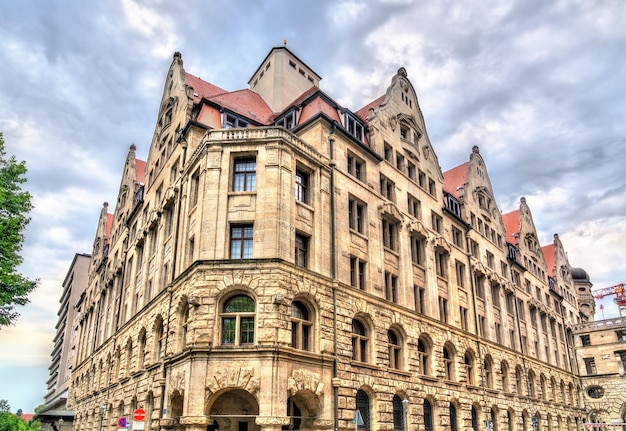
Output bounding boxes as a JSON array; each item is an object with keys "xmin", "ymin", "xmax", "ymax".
[{"xmin": 69, "ymin": 47, "xmax": 592, "ymax": 431}]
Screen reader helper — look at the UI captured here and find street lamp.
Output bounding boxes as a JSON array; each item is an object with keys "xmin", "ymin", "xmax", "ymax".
[
  {"xmin": 99, "ymin": 405, "xmax": 107, "ymax": 431},
  {"xmin": 402, "ymin": 397, "xmax": 409, "ymax": 431}
]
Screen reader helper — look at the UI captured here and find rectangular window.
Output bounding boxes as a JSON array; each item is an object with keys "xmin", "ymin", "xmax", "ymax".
[
  {"xmin": 583, "ymin": 357, "xmax": 597, "ymax": 375},
  {"xmin": 230, "ymin": 225, "xmax": 253, "ymax": 259},
  {"xmin": 617, "ymin": 330, "xmax": 626, "ymax": 342},
  {"xmin": 431, "ymin": 212, "xmax": 443, "ymax": 234},
  {"xmin": 408, "ymin": 194, "xmax": 421, "ymax": 219},
  {"xmin": 380, "ymin": 175, "xmax": 395, "ymax": 201},
  {"xmin": 224, "ymin": 113, "xmax": 249, "ymax": 128},
  {"xmin": 396, "ymin": 154, "xmax": 405, "ymax": 172},
  {"xmin": 384, "ymin": 142, "xmax": 393, "ymax": 162},
  {"xmin": 295, "ymin": 233, "xmax": 308, "ymax": 268},
  {"xmin": 418, "ymin": 170, "xmax": 426, "ymax": 188},
  {"xmin": 410, "ymin": 234, "xmax": 425, "ymax": 266},
  {"xmin": 347, "ymin": 152, "xmax": 365, "ymax": 181},
  {"xmin": 470, "ymin": 240, "xmax": 479, "ymax": 258},
  {"xmin": 295, "ymin": 168, "xmax": 310, "ymax": 204},
  {"xmin": 580, "ymin": 334, "xmax": 591, "ymax": 346},
  {"xmin": 233, "ymin": 157, "xmax": 256, "ymax": 192},
  {"xmin": 407, "ymin": 161, "xmax": 416, "ymax": 181},
  {"xmin": 530, "ymin": 307, "xmax": 537, "ymax": 327},
  {"xmin": 455, "ymin": 261, "xmax": 466, "ymax": 288},
  {"xmin": 345, "ymin": 114, "xmax": 364, "ymax": 142},
  {"xmin": 475, "ymin": 273, "xmax": 485, "ymax": 299},
  {"xmin": 439, "ymin": 297, "xmax": 448, "ymax": 323},
  {"xmin": 495, "ymin": 323, "xmax": 502, "ymax": 344},
  {"xmin": 479, "ymin": 315, "xmax": 486, "ymax": 337},
  {"xmin": 435, "ymin": 249, "xmax": 448, "ymax": 279},
  {"xmin": 491, "ymin": 284, "xmax": 501, "ymax": 308},
  {"xmin": 349, "ymin": 197, "xmax": 366, "ymax": 234},
  {"xmin": 460, "ymin": 306, "xmax": 468, "ymax": 331},
  {"xmin": 350, "ymin": 256, "xmax": 366, "ymax": 290},
  {"xmin": 385, "ymin": 272, "xmax": 398, "ymax": 303},
  {"xmin": 428, "ymin": 178, "xmax": 436, "ymax": 196},
  {"xmin": 382, "ymin": 218, "xmax": 398, "ymax": 251},
  {"xmin": 517, "ymin": 299, "xmax": 526, "ymax": 322},
  {"xmin": 415, "ymin": 285, "xmax": 425, "ymax": 314},
  {"xmin": 452, "ymin": 227, "xmax": 463, "ymax": 247},
  {"xmin": 486, "ymin": 251, "xmax": 495, "ymax": 269},
  {"xmin": 190, "ymin": 169, "xmax": 200, "ymax": 208}
]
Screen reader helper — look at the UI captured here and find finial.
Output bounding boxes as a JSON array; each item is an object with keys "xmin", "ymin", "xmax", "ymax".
[{"xmin": 283, "ymin": 39, "xmax": 287, "ymax": 47}]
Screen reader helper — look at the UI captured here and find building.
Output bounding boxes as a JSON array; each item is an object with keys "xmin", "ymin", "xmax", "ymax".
[
  {"xmin": 573, "ymin": 282, "xmax": 626, "ymax": 428},
  {"xmin": 38, "ymin": 253, "xmax": 91, "ymax": 430},
  {"xmin": 69, "ymin": 47, "xmax": 592, "ymax": 431}
]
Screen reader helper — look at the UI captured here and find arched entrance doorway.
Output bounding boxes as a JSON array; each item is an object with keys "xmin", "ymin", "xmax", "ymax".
[{"xmin": 206, "ymin": 389, "xmax": 260, "ymax": 431}]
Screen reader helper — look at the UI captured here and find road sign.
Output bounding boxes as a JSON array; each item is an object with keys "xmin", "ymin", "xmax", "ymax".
[
  {"xmin": 353, "ymin": 410, "xmax": 364, "ymax": 426},
  {"xmin": 118, "ymin": 417, "xmax": 127, "ymax": 428},
  {"xmin": 134, "ymin": 409, "xmax": 146, "ymax": 421}
]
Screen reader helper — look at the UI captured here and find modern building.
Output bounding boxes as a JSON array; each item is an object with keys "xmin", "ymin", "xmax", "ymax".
[
  {"xmin": 38, "ymin": 253, "xmax": 91, "ymax": 430},
  {"xmin": 69, "ymin": 46, "xmax": 593, "ymax": 431}
]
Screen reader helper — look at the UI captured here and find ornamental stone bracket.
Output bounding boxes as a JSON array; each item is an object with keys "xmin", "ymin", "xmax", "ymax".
[
  {"xmin": 179, "ymin": 416, "xmax": 210, "ymax": 426},
  {"xmin": 255, "ymin": 416, "xmax": 291, "ymax": 426},
  {"xmin": 288, "ymin": 369, "xmax": 324, "ymax": 397},
  {"xmin": 206, "ymin": 367, "xmax": 260, "ymax": 396}
]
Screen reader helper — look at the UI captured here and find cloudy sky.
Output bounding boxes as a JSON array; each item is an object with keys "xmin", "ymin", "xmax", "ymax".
[{"xmin": 1, "ymin": 0, "xmax": 625, "ymax": 413}]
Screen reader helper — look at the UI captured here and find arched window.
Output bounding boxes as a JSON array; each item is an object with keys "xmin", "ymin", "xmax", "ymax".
[
  {"xmin": 515, "ymin": 366, "xmax": 524, "ymax": 395},
  {"xmin": 388, "ymin": 329, "xmax": 402, "ymax": 369},
  {"xmin": 450, "ymin": 403, "xmax": 458, "ymax": 431},
  {"xmin": 528, "ymin": 371, "xmax": 536, "ymax": 398},
  {"xmin": 443, "ymin": 345, "xmax": 455, "ymax": 381},
  {"xmin": 291, "ymin": 301, "xmax": 312, "ymax": 351},
  {"xmin": 137, "ymin": 328, "xmax": 147, "ymax": 369},
  {"xmin": 501, "ymin": 361, "xmax": 509, "ymax": 392},
  {"xmin": 560, "ymin": 381, "xmax": 566, "ymax": 404},
  {"xmin": 180, "ymin": 303, "xmax": 189, "ymax": 351},
  {"xmin": 465, "ymin": 351, "xmax": 475, "ymax": 384},
  {"xmin": 283, "ymin": 397, "xmax": 302, "ymax": 430},
  {"xmin": 424, "ymin": 399, "xmax": 434, "ymax": 431},
  {"xmin": 153, "ymin": 317, "xmax": 164, "ymax": 361},
  {"xmin": 484, "ymin": 356, "xmax": 493, "ymax": 388},
  {"xmin": 491, "ymin": 408, "xmax": 498, "ymax": 431},
  {"xmin": 471, "ymin": 406, "xmax": 479, "ymax": 431},
  {"xmin": 540, "ymin": 374, "xmax": 547, "ymax": 400},
  {"xmin": 221, "ymin": 294, "xmax": 255, "ymax": 345},
  {"xmin": 507, "ymin": 409, "xmax": 514, "ymax": 431},
  {"xmin": 551, "ymin": 377, "xmax": 557, "ymax": 401},
  {"xmin": 418, "ymin": 337, "xmax": 430, "ymax": 375},
  {"xmin": 392, "ymin": 395, "xmax": 404, "ymax": 431},
  {"xmin": 356, "ymin": 390, "xmax": 370, "ymax": 431},
  {"xmin": 125, "ymin": 339, "xmax": 133, "ymax": 375},
  {"xmin": 352, "ymin": 319, "xmax": 369, "ymax": 362}
]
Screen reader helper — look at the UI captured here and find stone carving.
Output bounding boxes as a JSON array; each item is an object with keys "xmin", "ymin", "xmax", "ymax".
[
  {"xmin": 288, "ymin": 369, "xmax": 324, "ymax": 397},
  {"xmin": 255, "ymin": 416, "xmax": 291, "ymax": 426},
  {"xmin": 206, "ymin": 367, "xmax": 259, "ymax": 395}
]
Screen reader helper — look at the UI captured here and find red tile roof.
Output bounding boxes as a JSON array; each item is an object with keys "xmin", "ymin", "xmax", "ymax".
[
  {"xmin": 135, "ymin": 159, "xmax": 146, "ymax": 185},
  {"xmin": 501, "ymin": 210, "xmax": 520, "ymax": 245},
  {"xmin": 355, "ymin": 95, "xmax": 385, "ymax": 122},
  {"xmin": 442, "ymin": 162, "xmax": 469, "ymax": 198},
  {"xmin": 299, "ymin": 94, "xmax": 341, "ymax": 124},
  {"xmin": 185, "ymin": 73, "xmax": 227, "ymax": 103},
  {"xmin": 105, "ymin": 213, "xmax": 113, "ymax": 243},
  {"xmin": 542, "ymin": 244, "xmax": 555, "ymax": 276},
  {"xmin": 18, "ymin": 414, "xmax": 35, "ymax": 422},
  {"xmin": 208, "ymin": 89, "xmax": 274, "ymax": 124}
]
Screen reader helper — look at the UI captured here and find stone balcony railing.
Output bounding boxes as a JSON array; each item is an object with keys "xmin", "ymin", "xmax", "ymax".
[{"xmin": 574, "ymin": 316, "xmax": 626, "ymax": 332}]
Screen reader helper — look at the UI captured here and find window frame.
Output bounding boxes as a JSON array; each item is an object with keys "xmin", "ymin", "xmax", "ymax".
[
  {"xmin": 221, "ymin": 294, "xmax": 256, "ymax": 345},
  {"xmin": 230, "ymin": 224, "xmax": 254, "ymax": 259},
  {"xmin": 232, "ymin": 156, "xmax": 257, "ymax": 192}
]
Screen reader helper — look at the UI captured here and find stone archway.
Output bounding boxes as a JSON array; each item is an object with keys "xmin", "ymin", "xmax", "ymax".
[{"xmin": 206, "ymin": 389, "xmax": 260, "ymax": 431}]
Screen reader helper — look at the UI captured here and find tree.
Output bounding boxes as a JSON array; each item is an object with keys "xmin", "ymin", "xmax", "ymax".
[
  {"xmin": 0, "ymin": 132, "xmax": 37, "ymax": 328},
  {"xmin": 0, "ymin": 400, "xmax": 9, "ymax": 413}
]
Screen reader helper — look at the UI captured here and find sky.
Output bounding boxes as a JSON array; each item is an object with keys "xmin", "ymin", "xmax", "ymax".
[{"xmin": 0, "ymin": 0, "xmax": 625, "ymax": 414}]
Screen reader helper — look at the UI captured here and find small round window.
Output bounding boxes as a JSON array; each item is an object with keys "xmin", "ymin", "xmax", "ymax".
[{"xmin": 587, "ymin": 386, "xmax": 604, "ymax": 399}]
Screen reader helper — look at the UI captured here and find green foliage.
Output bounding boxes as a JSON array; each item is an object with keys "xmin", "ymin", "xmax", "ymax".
[
  {"xmin": 0, "ymin": 400, "xmax": 9, "ymax": 413},
  {"xmin": 0, "ymin": 132, "xmax": 38, "ymax": 328},
  {"xmin": 0, "ymin": 412, "xmax": 40, "ymax": 431}
]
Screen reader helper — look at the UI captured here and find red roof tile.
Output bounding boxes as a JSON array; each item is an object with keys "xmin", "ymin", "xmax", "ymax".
[
  {"xmin": 208, "ymin": 89, "xmax": 274, "ymax": 124},
  {"xmin": 442, "ymin": 162, "xmax": 469, "ymax": 198},
  {"xmin": 501, "ymin": 210, "xmax": 520, "ymax": 245},
  {"xmin": 135, "ymin": 159, "xmax": 146, "ymax": 185},
  {"xmin": 355, "ymin": 95, "xmax": 385, "ymax": 122},
  {"xmin": 542, "ymin": 244, "xmax": 555, "ymax": 277},
  {"xmin": 299, "ymin": 94, "xmax": 341, "ymax": 124},
  {"xmin": 184, "ymin": 72, "xmax": 227, "ymax": 103}
]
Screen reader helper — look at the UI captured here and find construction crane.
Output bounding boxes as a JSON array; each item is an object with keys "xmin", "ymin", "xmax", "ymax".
[{"xmin": 592, "ymin": 283, "xmax": 626, "ymax": 318}]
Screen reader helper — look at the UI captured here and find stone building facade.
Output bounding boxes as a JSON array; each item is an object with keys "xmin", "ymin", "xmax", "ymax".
[
  {"xmin": 573, "ymin": 313, "xmax": 626, "ymax": 427},
  {"xmin": 69, "ymin": 47, "xmax": 592, "ymax": 431}
]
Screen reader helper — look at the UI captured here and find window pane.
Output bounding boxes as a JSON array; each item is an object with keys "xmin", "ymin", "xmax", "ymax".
[
  {"xmin": 222, "ymin": 318, "xmax": 236, "ymax": 344},
  {"xmin": 240, "ymin": 317, "xmax": 255, "ymax": 344},
  {"xmin": 223, "ymin": 295, "xmax": 255, "ymax": 312}
]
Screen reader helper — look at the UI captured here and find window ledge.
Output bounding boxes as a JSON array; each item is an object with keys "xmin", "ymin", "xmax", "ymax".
[{"xmin": 420, "ymin": 375, "xmax": 439, "ymax": 383}]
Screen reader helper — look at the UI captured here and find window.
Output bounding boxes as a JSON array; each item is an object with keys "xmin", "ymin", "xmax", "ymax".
[
  {"xmin": 428, "ymin": 178, "xmax": 436, "ymax": 196},
  {"xmin": 350, "ymin": 256, "xmax": 366, "ymax": 290},
  {"xmin": 380, "ymin": 175, "xmax": 395, "ymax": 201},
  {"xmin": 515, "ymin": 367, "xmax": 523, "ymax": 395},
  {"xmin": 295, "ymin": 233, "xmax": 308, "ymax": 268},
  {"xmin": 418, "ymin": 170, "xmax": 426, "ymax": 188},
  {"xmin": 230, "ymin": 225, "xmax": 253, "ymax": 259},
  {"xmin": 435, "ymin": 248, "xmax": 448, "ymax": 279},
  {"xmin": 410, "ymin": 234, "xmax": 425, "ymax": 266},
  {"xmin": 392, "ymin": 395, "xmax": 405, "ymax": 431},
  {"xmin": 347, "ymin": 152, "xmax": 365, "ymax": 181},
  {"xmin": 190, "ymin": 169, "xmax": 200, "ymax": 208},
  {"xmin": 233, "ymin": 157, "xmax": 256, "ymax": 192},
  {"xmin": 452, "ymin": 227, "xmax": 463, "ymax": 247},
  {"xmin": 491, "ymin": 284, "xmax": 501, "ymax": 308},
  {"xmin": 291, "ymin": 301, "xmax": 312, "ymax": 351},
  {"xmin": 396, "ymin": 154, "xmax": 405, "ymax": 172},
  {"xmin": 345, "ymin": 113, "xmax": 364, "ymax": 142},
  {"xmin": 616, "ymin": 330, "xmax": 626, "ymax": 342},
  {"xmin": 355, "ymin": 390, "xmax": 371, "ymax": 431},
  {"xmin": 407, "ymin": 161, "xmax": 416, "ymax": 181},
  {"xmin": 450, "ymin": 403, "xmax": 458, "ymax": 431},
  {"xmin": 486, "ymin": 251, "xmax": 494, "ymax": 269},
  {"xmin": 382, "ymin": 218, "xmax": 398, "ymax": 251},
  {"xmin": 384, "ymin": 142, "xmax": 393, "ymax": 162},
  {"xmin": 415, "ymin": 285, "xmax": 425, "ymax": 314},
  {"xmin": 407, "ymin": 194, "xmax": 421, "ymax": 219},
  {"xmin": 388, "ymin": 329, "xmax": 402, "ymax": 369},
  {"xmin": 221, "ymin": 295, "xmax": 255, "ymax": 345},
  {"xmin": 352, "ymin": 319, "xmax": 369, "ymax": 362},
  {"xmin": 276, "ymin": 110, "xmax": 296, "ymax": 129},
  {"xmin": 465, "ymin": 352, "xmax": 475, "ymax": 385},
  {"xmin": 455, "ymin": 261, "xmax": 466, "ymax": 288},
  {"xmin": 424, "ymin": 399, "xmax": 434, "ymax": 431},
  {"xmin": 153, "ymin": 317, "xmax": 164, "ymax": 362},
  {"xmin": 224, "ymin": 113, "xmax": 249, "ymax": 128},
  {"xmin": 443, "ymin": 345, "xmax": 454, "ymax": 380},
  {"xmin": 295, "ymin": 168, "xmax": 310, "ymax": 204},
  {"xmin": 470, "ymin": 240, "xmax": 479, "ymax": 258},
  {"xmin": 418, "ymin": 337, "xmax": 430, "ymax": 375},
  {"xmin": 583, "ymin": 358, "xmax": 597, "ymax": 375},
  {"xmin": 349, "ymin": 197, "xmax": 366, "ymax": 234},
  {"xmin": 431, "ymin": 212, "xmax": 443, "ymax": 233},
  {"xmin": 484, "ymin": 357, "xmax": 493, "ymax": 388},
  {"xmin": 439, "ymin": 296, "xmax": 448, "ymax": 323},
  {"xmin": 385, "ymin": 272, "xmax": 398, "ymax": 303},
  {"xmin": 501, "ymin": 362, "xmax": 509, "ymax": 392},
  {"xmin": 475, "ymin": 273, "xmax": 485, "ymax": 299},
  {"xmin": 459, "ymin": 306, "xmax": 468, "ymax": 331}
]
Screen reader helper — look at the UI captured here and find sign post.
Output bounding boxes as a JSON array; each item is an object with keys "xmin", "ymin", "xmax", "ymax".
[
  {"xmin": 133, "ymin": 409, "xmax": 146, "ymax": 430},
  {"xmin": 117, "ymin": 417, "xmax": 127, "ymax": 431}
]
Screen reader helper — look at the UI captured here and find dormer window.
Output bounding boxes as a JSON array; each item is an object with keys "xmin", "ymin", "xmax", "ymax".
[
  {"xmin": 400, "ymin": 126, "xmax": 408, "ymax": 140},
  {"xmin": 276, "ymin": 110, "xmax": 296, "ymax": 129},
  {"xmin": 344, "ymin": 113, "xmax": 365, "ymax": 142},
  {"xmin": 224, "ymin": 113, "xmax": 249, "ymax": 129}
]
